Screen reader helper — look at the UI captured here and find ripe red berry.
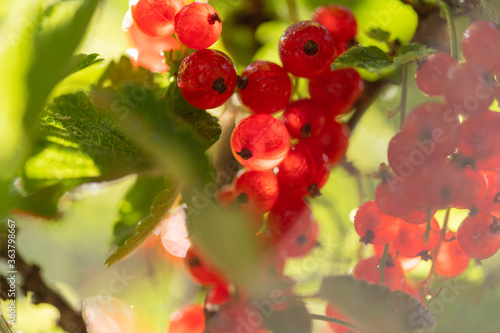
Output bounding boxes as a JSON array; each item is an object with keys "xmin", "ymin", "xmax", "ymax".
[
  {"xmin": 392, "ymin": 218, "xmax": 441, "ymax": 258},
  {"xmin": 308, "ymin": 68, "xmax": 364, "ymax": 116},
  {"xmin": 462, "ymin": 20, "xmax": 500, "ymax": 74},
  {"xmin": 353, "ymin": 255, "xmax": 405, "ymax": 291},
  {"xmin": 457, "ymin": 213, "xmax": 500, "ymax": 260},
  {"xmin": 185, "ymin": 246, "xmax": 225, "ymax": 286},
  {"xmin": 415, "ymin": 162, "xmax": 464, "ymax": 209},
  {"xmin": 279, "ymin": 21, "xmax": 338, "ymax": 79},
  {"xmin": 478, "ymin": 171, "xmax": 500, "ymax": 216},
  {"xmin": 415, "ymin": 52, "xmax": 456, "ymax": 96},
  {"xmin": 237, "ymin": 60, "xmax": 292, "ymax": 114},
  {"xmin": 277, "ymin": 143, "xmax": 330, "ymax": 198},
  {"xmin": 442, "ymin": 62, "xmax": 494, "ymax": 116},
  {"xmin": 281, "ymin": 99, "xmax": 326, "ymax": 139},
  {"xmin": 231, "ymin": 114, "xmax": 290, "ymax": 171},
  {"xmin": 234, "ymin": 169, "xmax": 279, "ymax": 213},
  {"xmin": 168, "ymin": 304, "xmax": 205, "ymax": 333},
  {"xmin": 458, "ymin": 110, "xmax": 500, "ymax": 170},
  {"xmin": 174, "ymin": 2, "xmax": 222, "ymax": 50},
  {"xmin": 205, "ymin": 301, "xmax": 264, "ymax": 333},
  {"xmin": 375, "ymin": 173, "xmax": 422, "ymax": 218},
  {"xmin": 177, "ymin": 49, "xmax": 237, "ymax": 109},
  {"xmin": 205, "ymin": 284, "xmax": 232, "ymax": 309},
  {"xmin": 435, "ymin": 232, "xmax": 470, "ymax": 278},
  {"xmin": 131, "ymin": 0, "xmax": 184, "ymax": 37},
  {"xmin": 354, "ymin": 200, "xmax": 402, "ymax": 245},
  {"xmin": 312, "ymin": 5, "xmax": 357, "ymax": 43},
  {"xmin": 302, "ymin": 118, "xmax": 350, "ymax": 165},
  {"xmin": 453, "ymin": 168, "xmax": 487, "ymax": 210},
  {"xmin": 401, "ymin": 207, "xmax": 437, "ymax": 225}
]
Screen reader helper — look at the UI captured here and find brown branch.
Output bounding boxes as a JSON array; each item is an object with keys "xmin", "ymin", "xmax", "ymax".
[{"xmin": 0, "ymin": 251, "xmax": 86, "ymax": 333}]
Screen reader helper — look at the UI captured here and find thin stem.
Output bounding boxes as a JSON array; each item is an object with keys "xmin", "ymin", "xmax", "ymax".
[
  {"xmin": 340, "ymin": 159, "xmax": 366, "ymax": 205},
  {"xmin": 286, "ymin": 0, "xmax": 299, "ymax": 23},
  {"xmin": 423, "ymin": 207, "xmax": 451, "ymax": 296},
  {"xmin": 309, "ymin": 313, "xmax": 364, "ymax": 331},
  {"xmin": 378, "ymin": 243, "xmax": 390, "ymax": 284},
  {"xmin": 438, "ymin": 0, "xmax": 459, "ymax": 60},
  {"xmin": 399, "ymin": 64, "xmax": 409, "ymax": 130}
]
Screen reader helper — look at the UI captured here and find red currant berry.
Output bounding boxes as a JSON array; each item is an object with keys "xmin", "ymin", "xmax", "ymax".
[
  {"xmin": 309, "ymin": 68, "xmax": 364, "ymax": 116},
  {"xmin": 205, "ymin": 284, "xmax": 232, "ymax": 309},
  {"xmin": 234, "ymin": 169, "xmax": 279, "ymax": 213},
  {"xmin": 312, "ymin": 5, "xmax": 357, "ymax": 43},
  {"xmin": 185, "ymin": 246, "xmax": 225, "ymax": 286},
  {"xmin": 457, "ymin": 213, "xmax": 500, "ymax": 260},
  {"xmin": 416, "ymin": 162, "xmax": 465, "ymax": 209},
  {"xmin": 478, "ymin": 171, "xmax": 500, "ymax": 216},
  {"xmin": 415, "ymin": 52, "xmax": 456, "ymax": 96},
  {"xmin": 237, "ymin": 60, "xmax": 292, "ymax": 114},
  {"xmin": 458, "ymin": 110, "xmax": 500, "ymax": 170},
  {"xmin": 302, "ymin": 118, "xmax": 350, "ymax": 165},
  {"xmin": 435, "ymin": 232, "xmax": 470, "ymax": 278},
  {"xmin": 462, "ymin": 20, "xmax": 500, "ymax": 74},
  {"xmin": 353, "ymin": 255, "xmax": 405, "ymax": 291},
  {"xmin": 281, "ymin": 99, "xmax": 326, "ymax": 139},
  {"xmin": 279, "ymin": 21, "xmax": 338, "ymax": 79},
  {"xmin": 442, "ymin": 62, "xmax": 494, "ymax": 116},
  {"xmin": 453, "ymin": 167, "xmax": 488, "ymax": 210},
  {"xmin": 401, "ymin": 207, "xmax": 437, "ymax": 225},
  {"xmin": 354, "ymin": 200, "xmax": 402, "ymax": 245},
  {"xmin": 174, "ymin": 2, "xmax": 222, "ymax": 50},
  {"xmin": 129, "ymin": 48, "xmax": 169, "ymax": 73},
  {"xmin": 131, "ymin": 0, "xmax": 184, "ymax": 37},
  {"xmin": 231, "ymin": 114, "xmax": 290, "ymax": 171},
  {"xmin": 177, "ymin": 49, "xmax": 237, "ymax": 109},
  {"xmin": 392, "ymin": 218, "xmax": 441, "ymax": 258},
  {"xmin": 168, "ymin": 304, "xmax": 205, "ymax": 333},
  {"xmin": 205, "ymin": 301, "xmax": 264, "ymax": 333},
  {"xmin": 277, "ymin": 142, "xmax": 330, "ymax": 198}
]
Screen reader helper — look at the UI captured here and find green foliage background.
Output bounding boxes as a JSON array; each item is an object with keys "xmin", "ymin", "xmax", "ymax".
[{"xmin": 1, "ymin": 0, "xmax": 500, "ymax": 332}]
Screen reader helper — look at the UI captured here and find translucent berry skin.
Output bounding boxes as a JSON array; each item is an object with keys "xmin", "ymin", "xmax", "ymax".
[
  {"xmin": 458, "ymin": 110, "xmax": 500, "ymax": 170},
  {"xmin": 231, "ymin": 114, "xmax": 290, "ymax": 171},
  {"xmin": 174, "ymin": 2, "xmax": 222, "ymax": 50},
  {"xmin": 457, "ymin": 213, "xmax": 500, "ymax": 260},
  {"xmin": 279, "ymin": 21, "xmax": 338, "ymax": 79},
  {"xmin": 462, "ymin": 21, "xmax": 500, "ymax": 74},
  {"xmin": 234, "ymin": 169, "xmax": 279, "ymax": 213},
  {"xmin": 309, "ymin": 68, "xmax": 364, "ymax": 116},
  {"xmin": 453, "ymin": 168, "xmax": 487, "ymax": 210},
  {"xmin": 393, "ymin": 218, "xmax": 441, "ymax": 258},
  {"xmin": 435, "ymin": 233, "xmax": 470, "ymax": 278},
  {"xmin": 353, "ymin": 256, "xmax": 405, "ymax": 291},
  {"xmin": 442, "ymin": 62, "xmax": 494, "ymax": 116},
  {"xmin": 354, "ymin": 200, "xmax": 402, "ymax": 245},
  {"xmin": 277, "ymin": 143, "xmax": 330, "ymax": 198},
  {"xmin": 205, "ymin": 284, "xmax": 232, "ymax": 309},
  {"xmin": 302, "ymin": 118, "xmax": 350, "ymax": 165},
  {"xmin": 237, "ymin": 60, "xmax": 292, "ymax": 114},
  {"xmin": 177, "ymin": 49, "xmax": 237, "ymax": 109},
  {"xmin": 325, "ymin": 302, "xmax": 356, "ymax": 333},
  {"xmin": 185, "ymin": 246, "xmax": 225, "ymax": 286},
  {"xmin": 312, "ymin": 5, "xmax": 357, "ymax": 43},
  {"xmin": 168, "ymin": 304, "xmax": 205, "ymax": 333},
  {"xmin": 478, "ymin": 171, "xmax": 500, "ymax": 216},
  {"xmin": 281, "ymin": 99, "xmax": 326, "ymax": 139},
  {"xmin": 415, "ymin": 52, "xmax": 456, "ymax": 96},
  {"xmin": 415, "ymin": 162, "xmax": 464, "ymax": 209},
  {"xmin": 131, "ymin": 0, "xmax": 184, "ymax": 37}
]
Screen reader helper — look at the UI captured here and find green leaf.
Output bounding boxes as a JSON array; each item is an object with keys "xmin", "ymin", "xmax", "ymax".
[
  {"xmin": 112, "ymin": 175, "xmax": 166, "ymax": 246},
  {"xmin": 96, "ymin": 55, "xmax": 155, "ymax": 90},
  {"xmin": 67, "ymin": 53, "xmax": 103, "ymax": 77},
  {"xmin": 333, "ymin": 43, "xmax": 435, "ymax": 76},
  {"xmin": 264, "ymin": 301, "xmax": 312, "ymax": 333},
  {"xmin": 105, "ymin": 176, "xmax": 179, "ymax": 266},
  {"xmin": 365, "ymin": 27, "xmax": 392, "ymax": 42},
  {"xmin": 318, "ymin": 276, "xmax": 436, "ymax": 333}
]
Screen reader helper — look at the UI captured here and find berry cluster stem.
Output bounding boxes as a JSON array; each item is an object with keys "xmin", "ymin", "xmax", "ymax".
[
  {"xmin": 286, "ymin": 0, "xmax": 299, "ymax": 23},
  {"xmin": 438, "ymin": 0, "xmax": 459, "ymax": 60},
  {"xmin": 309, "ymin": 313, "xmax": 364, "ymax": 331},
  {"xmin": 378, "ymin": 243, "xmax": 390, "ymax": 284},
  {"xmin": 399, "ymin": 64, "xmax": 409, "ymax": 130}
]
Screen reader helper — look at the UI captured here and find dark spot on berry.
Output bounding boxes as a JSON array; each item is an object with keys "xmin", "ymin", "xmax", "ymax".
[
  {"xmin": 303, "ymin": 40, "xmax": 319, "ymax": 56},
  {"xmin": 418, "ymin": 250, "xmax": 433, "ymax": 261},
  {"xmin": 494, "ymin": 192, "xmax": 500, "ymax": 203},
  {"xmin": 360, "ymin": 230, "xmax": 375, "ymax": 244},
  {"xmin": 237, "ymin": 75, "xmax": 248, "ymax": 90},
  {"xmin": 236, "ymin": 193, "xmax": 249, "ymax": 204},
  {"xmin": 208, "ymin": 13, "xmax": 221, "ymax": 24},
  {"xmin": 300, "ymin": 124, "xmax": 312, "ymax": 138},
  {"xmin": 308, "ymin": 183, "xmax": 322, "ymax": 198},
  {"xmin": 440, "ymin": 187, "xmax": 451, "ymax": 201},
  {"xmin": 490, "ymin": 217, "xmax": 500, "ymax": 235},
  {"xmin": 236, "ymin": 148, "xmax": 252, "ymax": 160},
  {"xmin": 212, "ymin": 78, "xmax": 227, "ymax": 94},
  {"xmin": 188, "ymin": 256, "xmax": 201, "ymax": 267},
  {"xmin": 419, "ymin": 128, "xmax": 433, "ymax": 141},
  {"xmin": 296, "ymin": 234, "xmax": 307, "ymax": 247}
]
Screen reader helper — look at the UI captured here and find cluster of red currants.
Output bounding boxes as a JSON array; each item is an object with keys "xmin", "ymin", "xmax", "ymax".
[
  {"xmin": 343, "ymin": 20, "xmax": 500, "ymax": 330},
  {"xmin": 166, "ymin": 4, "xmax": 363, "ymax": 333}
]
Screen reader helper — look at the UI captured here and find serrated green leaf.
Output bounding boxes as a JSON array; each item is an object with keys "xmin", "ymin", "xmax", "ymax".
[
  {"xmin": 365, "ymin": 27, "xmax": 392, "ymax": 42},
  {"xmin": 96, "ymin": 55, "xmax": 155, "ymax": 90},
  {"xmin": 318, "ymin": 276, "xmax": 436, "ymax": 333},
  {"xmin": 67, "ymin": 53, "xmax": 103, "ymax": 76},
  {"xmin": 105, "ymin": 176, "xmax": 179, "ymax": 266},
  {"xmin": 112, "ymin": 176, "xmax": 166, "ymax": 246},
  {"xmin": 264, "ymin": 301, "xmax": 312, "ymax": 333},
  {"xmin": 333, "ymin": 43, "xmax": 435, "ymax": 76}
]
